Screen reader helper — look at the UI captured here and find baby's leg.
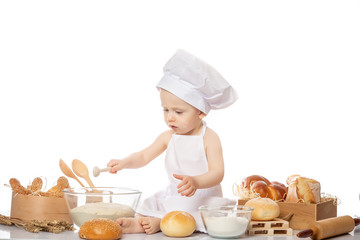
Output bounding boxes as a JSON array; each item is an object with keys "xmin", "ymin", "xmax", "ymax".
[
  {"xmin": 116, "ymin": 217, "xmax": 145, "ymax": 233},
  {"xmin": 139, "ymin": 217, "xmax": 161, "ymax": 234}
]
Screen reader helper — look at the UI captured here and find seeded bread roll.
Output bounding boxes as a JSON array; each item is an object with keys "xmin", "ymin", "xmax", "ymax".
[{"xmin": 78, "ymin": 218, "xmax": 122, "ymax": 240}]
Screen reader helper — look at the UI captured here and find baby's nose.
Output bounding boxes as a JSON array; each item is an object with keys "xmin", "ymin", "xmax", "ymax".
[{"xmin": 167, "ymin": 113, "xmax": 176, "ymax": 122}]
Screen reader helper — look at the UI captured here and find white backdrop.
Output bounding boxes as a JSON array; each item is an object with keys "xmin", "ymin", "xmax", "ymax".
[{"xmin": 0, "ymin": 1, "xmax": 359, "ymax": 216}]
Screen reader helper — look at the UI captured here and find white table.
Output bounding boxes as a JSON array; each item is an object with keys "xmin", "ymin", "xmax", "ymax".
[{"xmin": 1, "ymin": 224, "xmax": 360, "ymax": 240}]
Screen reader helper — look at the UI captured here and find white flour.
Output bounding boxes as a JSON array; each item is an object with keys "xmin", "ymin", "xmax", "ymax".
[
  {"xmin": 70, "ymin": 202, "xmax": 135, "ymax": 227},
  {"xmin": 204, "ymin": 216, "xmax": 249, "ymax": 238}
]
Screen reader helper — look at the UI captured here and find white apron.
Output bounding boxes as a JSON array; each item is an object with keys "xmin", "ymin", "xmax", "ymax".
[{"xmin": 137, "ymin": 122, "xmax": 236, "ymax": 232}]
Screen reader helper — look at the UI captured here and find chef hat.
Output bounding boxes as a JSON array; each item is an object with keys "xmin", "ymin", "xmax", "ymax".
[{"xmin": 156, "ymin": 49, "xmax": 238, "ymax": 114}]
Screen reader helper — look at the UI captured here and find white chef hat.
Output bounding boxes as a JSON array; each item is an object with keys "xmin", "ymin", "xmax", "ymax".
[{"xmin": 156, "ymin": 49, "xmax": 238, "ymax": 114}]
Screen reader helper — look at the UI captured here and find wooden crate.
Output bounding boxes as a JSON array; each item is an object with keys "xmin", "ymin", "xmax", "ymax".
[{"xmin": 238, "ymin": 198, "xmax": 337, "ymax": 230}]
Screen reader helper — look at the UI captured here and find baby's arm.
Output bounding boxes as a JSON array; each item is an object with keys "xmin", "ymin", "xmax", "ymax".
[
  {"xmin": 107, "ymin": 130, "xmax": 172, "ymax": 173},
  {"xmin": 175, "ymin": 128, "xmax": 224, "ymax": 196}
]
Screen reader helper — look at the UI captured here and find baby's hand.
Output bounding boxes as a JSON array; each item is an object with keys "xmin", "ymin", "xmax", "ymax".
[
  {"xmin": 107, "ymin": 159, "xmax": 125, "ymax": 174},
  {"xmin": 173, "ymin": 174, "xmax": 197, "ymax": 197}
]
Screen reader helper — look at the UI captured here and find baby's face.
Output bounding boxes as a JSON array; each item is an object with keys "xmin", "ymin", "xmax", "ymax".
[{"xmin": 160, "ymin": 90, "xmax": 205, "ymax": 135}]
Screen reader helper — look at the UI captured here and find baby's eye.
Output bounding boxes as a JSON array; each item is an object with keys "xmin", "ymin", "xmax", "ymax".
[
  {"xmin": 176, "ymin": 111, "xmax": 183, "ymax": 114},
  {"xmin": 163, "ymin": 108, "xmax": 169, "ymax": 112}
]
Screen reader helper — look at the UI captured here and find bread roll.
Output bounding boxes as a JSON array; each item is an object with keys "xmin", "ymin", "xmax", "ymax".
[
  {"xmin": 78, "ymin": 218, "xmax": 122, "ymax": 240},
  {"xmin": 244, "ymin": 198, "xmax": 280, "ymax": 221},
  {"xmin": 285, "ymin": 175, "xmax": 321, "ymax": 204},
  {"xmin": 160, "ymin": 211, "xmax": 196, "ymax": 237}
]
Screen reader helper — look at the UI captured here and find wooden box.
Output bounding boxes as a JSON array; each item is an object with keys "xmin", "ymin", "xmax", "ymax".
[
  {"xmin": 238, "ymin": 198, "xmax": 337, "ymax": 230},
  {"xmin": 10, "ymin": 192, "xmax": 73, "ymax": 223}
]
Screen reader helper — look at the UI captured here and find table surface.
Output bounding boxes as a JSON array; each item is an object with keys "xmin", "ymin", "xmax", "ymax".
[{"xmin": 1, "ymin": 224, "xmax": 360, "ymax": 240}]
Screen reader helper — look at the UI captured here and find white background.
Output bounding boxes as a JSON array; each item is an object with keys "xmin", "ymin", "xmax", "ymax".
[{"xmin": 0, "ymin": 1, "xmax": 359, "ymax": 216}]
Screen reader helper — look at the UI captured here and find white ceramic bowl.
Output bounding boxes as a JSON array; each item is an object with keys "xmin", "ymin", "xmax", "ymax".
[
  {"xmin": 63, "ymin": 187, "xmax": 141, "ymax": 227},
  {"xmin": 199, "ymin": 205, "xmax": 253, "ymax": 239}
]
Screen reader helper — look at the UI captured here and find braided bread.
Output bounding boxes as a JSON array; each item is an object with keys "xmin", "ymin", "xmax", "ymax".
[{"xmin": 239, "ymin": 175, "xmax": 287, "ymax": 201}]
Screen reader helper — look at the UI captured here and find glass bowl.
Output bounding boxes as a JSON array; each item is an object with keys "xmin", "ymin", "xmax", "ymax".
[
  {"xmin": 63, "ymin": 187, "xmax": 141, "ymax": 227},
  {"xmin": 199, "ymin": 205, "xmax": 253, "ymax": 239}
]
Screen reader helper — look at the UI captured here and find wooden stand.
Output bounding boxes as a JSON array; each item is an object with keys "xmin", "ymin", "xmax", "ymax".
[{"xmin": 248, "ymin": 218, "xmax": 293, "ymax": 236}]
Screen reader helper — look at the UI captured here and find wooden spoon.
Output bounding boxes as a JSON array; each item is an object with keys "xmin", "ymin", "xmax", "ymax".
[
  {"xmin": 71, "ymin": 159, "xmax": 95, "ymax": 187},
  {"xmin": 59, "ymin": 159, "xmax": 85, "ymax": 187}
]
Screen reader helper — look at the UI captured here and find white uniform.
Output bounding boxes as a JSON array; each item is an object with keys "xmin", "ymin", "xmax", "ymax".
[{"xmin": 137, "ymin": 122, "xmax": 236, "ymax": 232}]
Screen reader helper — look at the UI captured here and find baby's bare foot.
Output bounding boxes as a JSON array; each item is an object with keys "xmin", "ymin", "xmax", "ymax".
[
  {"xmin": 116, "ymin": 217, "xmax": 145, "ymax": 233},
  {"xmin": 139, "ymin": 217, "xmax": 161, "ymax": 234}
]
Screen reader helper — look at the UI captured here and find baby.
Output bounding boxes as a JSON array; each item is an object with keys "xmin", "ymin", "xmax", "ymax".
[{"xmin": 107, "ymin": 49, "xmax": 238, "ymax": 234}]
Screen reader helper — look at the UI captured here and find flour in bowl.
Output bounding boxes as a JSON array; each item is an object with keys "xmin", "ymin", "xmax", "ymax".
[
  {"xmin": 204, "ymin": 216, "xmax": 249, "ymax": 238},
  {"xmin": 70, "ymin": 202, "xmax": 135, "ymax": 227}
]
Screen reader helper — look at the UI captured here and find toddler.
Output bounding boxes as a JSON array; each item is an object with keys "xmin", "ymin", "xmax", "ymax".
[{"xmin": 107, "ymin": 49, "xmax": 238, "ymax": 234}]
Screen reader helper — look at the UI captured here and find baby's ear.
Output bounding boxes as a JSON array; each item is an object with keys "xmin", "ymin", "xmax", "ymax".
[{"xmin": 199, "ymin": 112, "xmax": 206, "ymax": 120}]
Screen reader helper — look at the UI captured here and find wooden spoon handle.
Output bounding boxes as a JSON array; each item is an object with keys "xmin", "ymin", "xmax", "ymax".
[
  {"xmin": 73, "ymin": 176, "xmax": 85, "ymax": 187},
  {"xmin": 84, "ymin": 176, "xmax": 95, "ymax": 187}
]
